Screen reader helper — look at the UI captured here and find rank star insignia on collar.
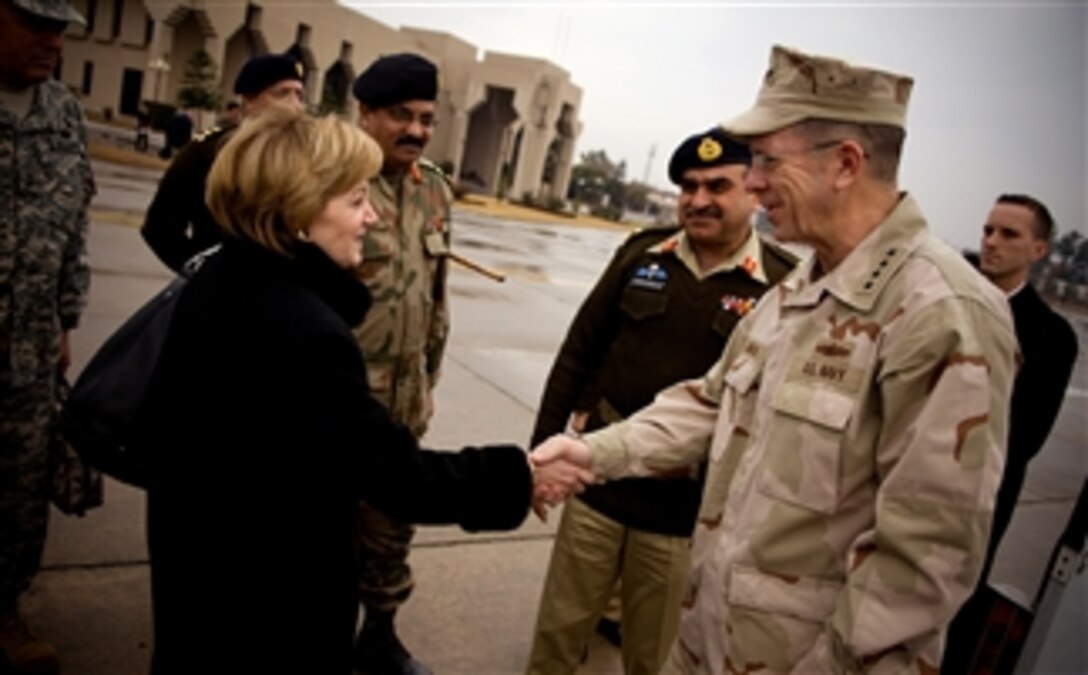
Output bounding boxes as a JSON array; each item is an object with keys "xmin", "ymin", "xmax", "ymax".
[
  {"xmin": 741, "ymin": 255, "xmax": 758, "ymax": 276},
  {"xmin": 697, "ymin": 137, "xmax": 723, "ymax": 161},
  {"xmin": 721, "ymin": 294, "xmax": 755, "ymax": 316}
]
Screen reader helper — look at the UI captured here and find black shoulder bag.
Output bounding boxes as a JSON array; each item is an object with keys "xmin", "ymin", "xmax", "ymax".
[{"xmin": 60, "ymin": 246, "xmax": 217, "ymax": 488}]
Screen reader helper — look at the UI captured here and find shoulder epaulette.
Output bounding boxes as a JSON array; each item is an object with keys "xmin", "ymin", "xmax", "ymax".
[
  {"xmin": 759, "ymin": 235, "xmax": 800, "ymax": 266},
  {"xmin": 416, "ymin": 158, "xmax": 455, "ymax": 190},
  {"xmin": 759, "ymin": 235, "xmax": 801, "ymax": 283},
  {"xmin": 621, "ymin": 224, "xmax": 680, "ymax": 249},
  {"xmin": 192, "ymin": 126, "xmax": 222, "ymax": 144}
]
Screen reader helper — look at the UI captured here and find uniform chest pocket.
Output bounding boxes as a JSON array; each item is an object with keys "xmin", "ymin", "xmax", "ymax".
[
  {"xmin": 423, "ymin": 230, "xmax": 448, "ymax": 257},
  {"xmin": 710, "ymin": 347, "xmax": 764, "ymax": 463},
  {"xmin": 757, "ymin": 381, "xmax": 854, "ymax": 514},
  {"xmin": 362, "ymin": 226, "xmax": 395, "ymax": 262},
  {"xmin": 619, "ymin": 286, "xmax": 668, "ymax": 320},
  {"xmin": 20, "ymin": 133, "xmax": 86, "ymax": 202},
  {"xmin": 711, "ymin": 309, "xmax": 740, "ymax": 339}
]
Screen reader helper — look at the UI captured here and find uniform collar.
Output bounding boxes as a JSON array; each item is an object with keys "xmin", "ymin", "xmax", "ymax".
[
  {"xmin": 375, "ymin": 161, "xmax": 423, "ymax": 194},
  {"xmin": 648, "ymin": 227, "xmax": 768, "ymax": 284},
  {"xmin": 780, "ymin": 193, "xmax": 927, "ymax": 312}
]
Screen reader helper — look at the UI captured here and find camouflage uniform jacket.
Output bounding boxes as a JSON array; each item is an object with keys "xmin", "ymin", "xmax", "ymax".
[
  {"xmin": 586, "ymin": 194, "xmax": 1018, "ymax": 674},
  {"xmin": 354, "ymin": 159, "xmax": 451, "ymax": 435},
  {"xmin": 0, "ymin": 80, "xmax": 92, "ymax": 386}
]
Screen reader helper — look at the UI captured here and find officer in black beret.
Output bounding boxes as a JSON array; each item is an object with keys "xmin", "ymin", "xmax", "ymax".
[
  {"xmin": 141, "ymin": 53, "xmax": 305, "ymax": 272},
  {"xmin": 233, "ymin": 53, "xmax": 306, "ymax": 115},
  {"xmin": 526, "ymin": 127, "xmax": 796, "ymax": 675},
  {"xmin": 667, "ymin": 125, "xmax": 752, "ymax": 185},
  {"xmin": 349, "ymin": 51, "xmax": 450, "ymax": 675},
  {"xmin": 353, "ymin": 52, "xmax": 439, "ymax": 170}
]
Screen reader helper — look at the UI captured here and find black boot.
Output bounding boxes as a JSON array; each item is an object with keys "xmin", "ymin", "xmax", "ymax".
[
  {"xmin": 353, "ymin": 610, "xmax": 432, "ymax": 675},
  {"xmin": 595, "ymin": 617, "xmax": 622, "ymax": 648}
]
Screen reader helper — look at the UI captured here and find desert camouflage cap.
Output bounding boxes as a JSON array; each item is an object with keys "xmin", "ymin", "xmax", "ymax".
[
  {"xmin": 11, "ymin": 0, "xmax": 86, "ymax": 24},
  {"xmin": 722, "ymin": 44, "xmax": 913, "ymax": 137}
]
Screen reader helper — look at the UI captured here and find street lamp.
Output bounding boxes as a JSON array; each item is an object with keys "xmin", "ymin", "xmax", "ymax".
[{"xmin": 147, "ymin": 57, "xmax": 170, "ymax": 102}]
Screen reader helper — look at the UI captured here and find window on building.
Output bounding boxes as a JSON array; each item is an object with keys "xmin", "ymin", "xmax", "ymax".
[
  {"xmin": 110, "ymin": 0, "xmax": 122, "ymax": 39},
  {"xmin": 85, "ymin": 0, "xmax": 98, "ymax": 34},
  {"xmin": 81, "ymin": 61, "xmax": 94, "ymax": 95},
  {"xmin": 144, "ymin": 14, "xmax": 153, "ymax": 46}
]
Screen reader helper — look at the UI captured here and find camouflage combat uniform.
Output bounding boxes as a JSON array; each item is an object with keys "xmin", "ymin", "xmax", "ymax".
[
  {"xmin": 586, "ymin": 195, "xmax": 1018, "ymax": 674},
  {"xmin": 0, "ymin": 80, "xmax": 92, "ymax": 605},
  {"xmin": 354, "ymin": 158, "xmax": 451, "ymax": 611}
]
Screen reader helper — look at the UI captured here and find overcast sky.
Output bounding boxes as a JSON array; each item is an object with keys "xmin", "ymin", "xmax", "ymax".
[{"xmin": 344, "ymin": 1, "xmax": 1086, "ymax": 252}]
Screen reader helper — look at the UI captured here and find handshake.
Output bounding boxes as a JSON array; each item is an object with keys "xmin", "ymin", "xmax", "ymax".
[{"xmin": 528, "ymin": 435, "xmax": 596, "ymax": 521}]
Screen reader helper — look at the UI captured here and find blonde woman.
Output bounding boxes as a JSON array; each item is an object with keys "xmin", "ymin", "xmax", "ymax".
[{"xmin": 140, "ymin": 110, "xmax": 590, "ymax": 675}]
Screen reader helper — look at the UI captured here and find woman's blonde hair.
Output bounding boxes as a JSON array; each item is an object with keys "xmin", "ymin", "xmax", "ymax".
[{"xmin": 206, "ymin": 108, "xmax": 383, "ymax": 255}]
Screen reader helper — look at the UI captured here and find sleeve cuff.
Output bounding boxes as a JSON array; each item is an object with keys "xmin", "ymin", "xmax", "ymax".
[{"xmin": 585, "ymin": 421, "xmax": 631, "ymax": 480}]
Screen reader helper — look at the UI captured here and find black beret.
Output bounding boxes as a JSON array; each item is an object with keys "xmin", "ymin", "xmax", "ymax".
[
  {"xmin": 668, "ymin": 127, "xmax": 751, "ymax": 185},
  {"xmin": 352, "ymin": 53, "xmax": 438, "ymax": 107},
  {"xmin": 233, "ymin": 54, "xmax": 304, "ymax": 96}
]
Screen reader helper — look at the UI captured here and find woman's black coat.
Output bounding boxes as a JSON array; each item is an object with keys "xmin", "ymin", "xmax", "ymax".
[{"xmin": 142, "ymin": 240, "xmax": 530, "ymax": 674}]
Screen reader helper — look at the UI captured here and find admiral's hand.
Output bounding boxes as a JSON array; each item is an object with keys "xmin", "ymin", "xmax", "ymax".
[{"xmin": 530, "ymin": 435, "xmax": 594, "ymax": 521}]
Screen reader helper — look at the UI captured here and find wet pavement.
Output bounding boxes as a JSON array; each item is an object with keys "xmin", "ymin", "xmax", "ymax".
[{"xmin": 20, "ymin": 160, "xmax": 1086, "ymax": 674}]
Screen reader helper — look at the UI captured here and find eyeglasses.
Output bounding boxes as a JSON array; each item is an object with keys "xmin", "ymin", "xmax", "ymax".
[
  {"xmin": 750, "ymin": 139, "xmax": 846, "ymax": 173},
  {"xmin": 384, "ymin": 105, "xmax": 437, "ymax": 129}
]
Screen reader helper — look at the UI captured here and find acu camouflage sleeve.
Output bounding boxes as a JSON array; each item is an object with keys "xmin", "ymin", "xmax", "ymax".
[
  {"xmin": 58, "ymin": 103, "xmax": 93, "ymax": 330},
  {"xmin": 424, "ymin": 180, "xmax": 453, "ymax": 388},
  {"xmin": 797, "ymin": 297, "xmax": 1016, "ymax": 674}
]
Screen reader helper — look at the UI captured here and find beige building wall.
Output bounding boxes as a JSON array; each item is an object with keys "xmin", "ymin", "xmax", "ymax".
[{"xmin": 61, "ymin": 0, "xmax": 583, "ymax": 201}]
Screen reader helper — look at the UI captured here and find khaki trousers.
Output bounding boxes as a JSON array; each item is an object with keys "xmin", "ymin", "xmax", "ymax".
[{"xmin": 527, "ymin": 497, "xmax": 691, "ymax": 675}]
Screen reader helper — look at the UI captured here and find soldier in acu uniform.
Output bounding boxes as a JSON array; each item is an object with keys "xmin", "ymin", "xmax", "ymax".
[
  {"xmin": 532, "ymin": 45, "xmax": 1019, "ymax": 674},
  {"xmin": 527, "ymin": 128, "xmax": 795, "ymax": 675},
  {"xmin": 0, "ymin": 0, "xmax": 91, "ymax": 672},
  {"xmin": 349, "ymin": 53, "xmax": 451, "ymax": 675},
  {"xmin": 142, "ymin": 53, "xmax": 305, "ymax": 273}
]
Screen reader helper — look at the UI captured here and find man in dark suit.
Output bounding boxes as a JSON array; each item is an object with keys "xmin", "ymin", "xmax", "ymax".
[
  {"xmin": 943, "ymin": 193, "xmax": 1079, "ymax": 673},
  {"xmin": 142, "ymin": 54, "xmax": 305, "ymax": 272}
]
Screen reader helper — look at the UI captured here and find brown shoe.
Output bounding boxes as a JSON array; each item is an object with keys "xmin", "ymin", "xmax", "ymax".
[{"xmin": 0, "ymin": 611, "xmax": 59, "ymax": 674}]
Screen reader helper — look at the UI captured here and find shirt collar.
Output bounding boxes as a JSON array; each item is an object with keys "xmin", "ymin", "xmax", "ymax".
[
  {"xmin": 1005, "ymin": 280, "xmax": 1028, "ymax": 298},
  {"xmin": 780, "ymin": 193, "xmax": 928, "ymax": 312},
  {"xmin": 648, "ymin": 227, "xmax": 768, "ymax": 284}
]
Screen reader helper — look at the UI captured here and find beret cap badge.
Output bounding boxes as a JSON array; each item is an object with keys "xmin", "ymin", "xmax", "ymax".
[
  {"xmin": 697, "ymin": 137, "xmax": 723, "ymax": 162},
  {"xmin": 667, "ymin": 127, "xmax": 751, "ymax": 185}
]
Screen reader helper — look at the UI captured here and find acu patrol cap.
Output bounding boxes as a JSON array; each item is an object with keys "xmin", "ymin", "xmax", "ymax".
[
  {"xmin": 722, "ymin": 44, "xmax": 913, "ymax": 137},
  {"xmin": 233, "ymin": 54, "xmax": 305, "ymax": 96},
  {"xmin": 352, "ymin": 53, "xmax": 438, "ymax": 107},
  {"xmin": 10, "ymin": 0, "xmax": 85, "ymax": 24},
  {"xmin": 668, "ymin": 127, "xmax": 751, "ymax": 185}
]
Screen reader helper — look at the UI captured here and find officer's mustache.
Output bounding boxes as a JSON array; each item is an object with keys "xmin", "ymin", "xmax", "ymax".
[
  {"xmin": 684, "ymin": 206, "xmax": 723, "ymax": 220},
  {"xmin": 396, "ymin": 136, "xmax": 425, "ymax": 149}
]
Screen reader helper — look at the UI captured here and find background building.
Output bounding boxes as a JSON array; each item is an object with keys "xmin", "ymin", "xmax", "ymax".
[{"xmin": 60, "ymin": 0, "xmax": 583, "ymax": 202}]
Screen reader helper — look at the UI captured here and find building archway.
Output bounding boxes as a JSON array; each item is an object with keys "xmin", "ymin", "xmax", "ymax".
[
  {"xmin": 461, "ymin": 86, "xmax": 519, "ymax": 195},
  {"xmin": 162, "ymin": 7, "xmax": 216, "ymax": 106},
  {"xmin": 541, "ymin": 102, "xmax": 577, "ymax": 200},
  {"xmin": 221, "ymin": 5, "xmax": 269, "ymax": 101},
  {"xmin": 286, "ymin": 24, "xmax": 317, "ymax": 104},
  {"xmin": 321, "ymin": 61, "xmax": 353, "ymax": 115}
]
